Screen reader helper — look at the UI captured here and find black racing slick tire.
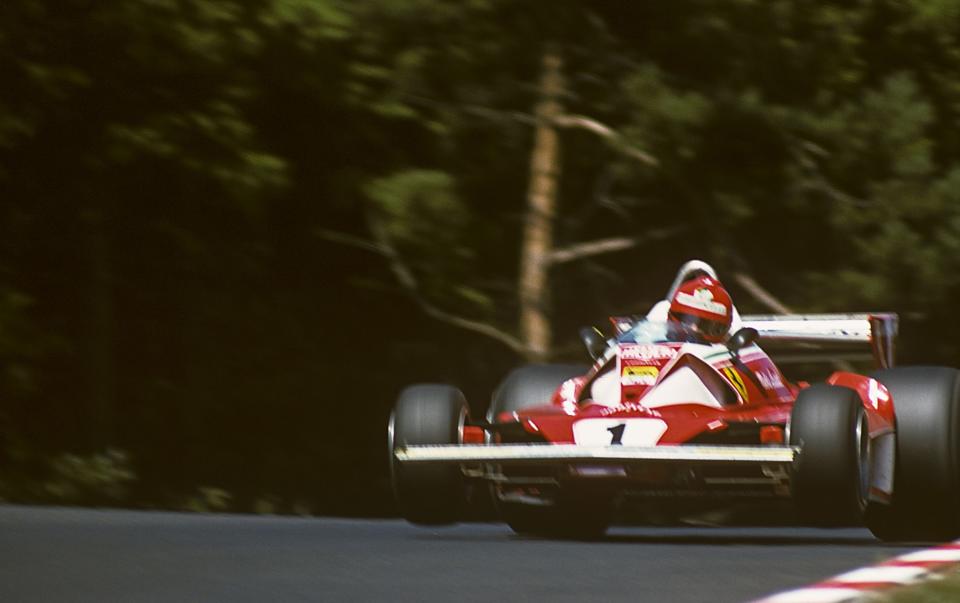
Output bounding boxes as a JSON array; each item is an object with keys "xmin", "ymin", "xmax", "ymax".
[
  {"xmin": 864, "ymin": 367, "xmax": 960, "ymax": 542},
  {"xmin": 790, "ymin": 384, "xmax": 871, "ymax": 527},
  {"xmin": 486, "ymin": 364, "xmax": 611, "ymax": 538},
  {"xmin": 487, "ymin": 364, "xmax": 588, "ymax": 422},
  {"xmin": 389, "ymin": 384, "xmax": 469, "ymax": 525}
]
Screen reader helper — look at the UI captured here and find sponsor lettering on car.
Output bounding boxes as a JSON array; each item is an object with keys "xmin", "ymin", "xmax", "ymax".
[
  {"xmin": 757, "ymin": 369, "xmax": 785, "ymax": 391},
  {"xmin": 619, "ymin": 344, "xmax": 679, "ymax": 361},
  {"xmin": 599, "ymin": 402, "xmax": 662, "ymax": 417}
]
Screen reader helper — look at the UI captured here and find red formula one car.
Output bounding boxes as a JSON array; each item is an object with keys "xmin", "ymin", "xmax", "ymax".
[{"xmin": 389, "ymin": 311, "xmax": 960, "ymax": 541}]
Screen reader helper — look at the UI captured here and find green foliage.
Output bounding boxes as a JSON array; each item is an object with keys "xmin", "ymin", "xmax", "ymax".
[
  {"xmin": 365, "ymin": 169, "xmax": 493, "ymax": 310},
  {"xmin": 621, "ymin": 64, "xmax": 711, "ymax": 161},
  {"xmin": 0, "ymin": 290, "xmax": 40, "ymax": 396},
  {"xmin": 42, "ymin": 449, "xmax": 136, "ymax": 505},
  {"xmin": 261, "ymin": 0, "xmax": 352, "ymax": 43},
  {"xmin": 252, "ymin": 495, "xmax": 282, "ymax": 515},
  {"xmin": 5, "ymin": 0, "xmax": 960, "ymax": 514},
  {"xmin": 782, "ymin": 70, "xmax": 960, "ymax": 312},
  {"xmin": 365, "ymin": 169, "xmax": 466, "ymax": 246},
  {"xmin": 885, "ymin": 570, "xmax": 960, "ymax": 602},
  {"xmin": 180, "ymin": 486, "xmax": 233, "ymax": 513}
]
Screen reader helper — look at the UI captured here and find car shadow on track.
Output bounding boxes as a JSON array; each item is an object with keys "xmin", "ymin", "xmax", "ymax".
[
  {"xmin": 414, "ymin": 523, "xmax": 916, "ymax": 548},
  {"xmin": 594, "ymin": 530, "xmax": 887, "ymax": 547}
]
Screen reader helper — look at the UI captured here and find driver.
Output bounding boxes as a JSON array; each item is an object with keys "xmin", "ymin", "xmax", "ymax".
[
  {"xmin": 646, "ymin": 260, "xmax": 741, "ymax": 341},
  {"xmin": 666, "ymin": 274, "xmax": 734, "ymax": 344},
  {"xmin": 588, "ymin": 264, "xmax": 737, "ymax": 405}
]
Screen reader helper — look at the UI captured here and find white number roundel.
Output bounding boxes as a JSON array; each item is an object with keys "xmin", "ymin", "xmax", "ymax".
[{"xmin": 572, "ymin": 418, "xmax": 668, "ymax": 446}]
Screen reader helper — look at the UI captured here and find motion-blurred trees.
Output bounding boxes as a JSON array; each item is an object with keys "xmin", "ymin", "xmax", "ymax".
[
  {"xmin": 0, "ymin": 0, "xmax": 317, "ymax": 503},
  {"xmin": 332, "ymin": 1, "xmax": 671, "ymax": 361},
  {"xmin": 1, "ymin": 0, "xmax": 960, "ymax": 512}
]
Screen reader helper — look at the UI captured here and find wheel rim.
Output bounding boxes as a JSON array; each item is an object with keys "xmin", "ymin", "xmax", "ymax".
[
  {"xmin": 387, "ymin": 410, "xmax": 398, "ymax": 498},
  {"xmin": 855, "ymin": 412, "xmax": 871, "ymax": 505}
]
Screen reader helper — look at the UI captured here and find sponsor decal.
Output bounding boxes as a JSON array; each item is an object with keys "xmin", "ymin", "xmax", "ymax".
[
  {"xmin": 675, "ymin": 287, "xmax": 728, "ymax": 316},
  {"xmin": 756, "ymin": 369, "xmax": 785, "ymax": 391},
  {"xmin": 622, "ymin": 366, "xmax": 659, "ymax": 377},
  {"xmin": 619, "ymin": 345, "xmax": 678, "ymax": 361},
  {"xmin": 721, "ymin": 366, "xmax": 749, "ymax": 401},
  {"xmin": 620, "ymin": 365, "xmax": 659, "ymax": 386},
  {"xmin": 599, "ymin": 402, "xmax": 662, "ymax": 417}
]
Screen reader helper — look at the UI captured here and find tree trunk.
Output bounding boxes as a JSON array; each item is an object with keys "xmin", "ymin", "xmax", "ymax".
[{"xmin": 519, "ymin": 48, "xmax": 563, "ymax": 361}]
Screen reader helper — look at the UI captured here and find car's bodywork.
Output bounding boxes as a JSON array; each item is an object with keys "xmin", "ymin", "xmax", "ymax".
[{"xmin": 394, "ymin": 314, "xmax": 898, "ymax": 518}]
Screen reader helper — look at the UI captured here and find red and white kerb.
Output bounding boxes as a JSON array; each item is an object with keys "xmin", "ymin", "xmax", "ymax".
[{"xmin": 755, "ymin": 541, "xmax": 960, "ymax": 602}]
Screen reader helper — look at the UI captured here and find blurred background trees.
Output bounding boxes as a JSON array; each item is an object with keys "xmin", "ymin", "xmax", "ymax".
[{"xmin": 1, "ymin": 0, "xmax": 959, "ymax": 514}]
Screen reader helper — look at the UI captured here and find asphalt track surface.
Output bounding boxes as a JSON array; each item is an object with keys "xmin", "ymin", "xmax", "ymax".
[{"xmin": 0, "ymin": 506, "xmax": 923, "ymax": 602}]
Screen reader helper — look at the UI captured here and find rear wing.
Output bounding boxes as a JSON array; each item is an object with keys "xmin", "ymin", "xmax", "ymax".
[{"xmin": 740, "ymin": 313, "xmax": 898, "ymax": 369}]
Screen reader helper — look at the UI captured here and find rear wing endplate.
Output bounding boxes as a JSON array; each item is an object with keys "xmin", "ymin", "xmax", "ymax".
[{"xmin": 740, "ymin": 313, "xmax": 898, "ymax": 368}]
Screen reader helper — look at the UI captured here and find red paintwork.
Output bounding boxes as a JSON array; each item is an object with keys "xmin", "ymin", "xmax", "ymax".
[
  {"xmin": 525, "ymin": 401, "xmax": 792, "ymax": 445},
  {"xmin": 505, "ymin": 325, "xmax": 888, "ymax": 451},
  {"xmin": 826, "ymin": 371, "xmax": 895, "ymax": 435},
  {"xmin": 760, "ymin": 425, "xmax": 785, "ymax": 444},
  {"xmin": 462, "ymin": 425, "xmax": 485, "ymax": 444}
]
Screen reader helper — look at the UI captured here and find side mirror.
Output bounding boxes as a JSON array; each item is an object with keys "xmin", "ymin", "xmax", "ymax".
[
  {"xmin": 727, "ymin": 327, "xmax": 759, "ymax": 354},
  {"xmin": 579, "ymin": 326, "xmax": 608, "ymax": 360}
]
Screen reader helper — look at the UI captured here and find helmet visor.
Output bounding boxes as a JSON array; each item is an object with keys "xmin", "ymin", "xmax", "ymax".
[{"xmin": 668, "ymin": 310, "xmax": 728, "ymax": 341}]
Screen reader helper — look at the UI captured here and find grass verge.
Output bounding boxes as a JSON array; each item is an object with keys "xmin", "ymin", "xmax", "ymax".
[{"xmin": 883, "ymin": 570, "xmax": 960, "ymax": 602}]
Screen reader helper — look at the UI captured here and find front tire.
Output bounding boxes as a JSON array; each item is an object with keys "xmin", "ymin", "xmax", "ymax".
[
  {"xmin": 487, "ymin": 364, "xmax": 611, "ymax": 538},
  {"xmin": 790, "ymin": 384, "xmax": 870, "ymax": 526},
  {"xmin": 390, "ymin": 384, "xmax": 469, "ymax": 525},
  {"xmin": 486, "ymin": 364, "xmax": 588, "ymax": 422},
  {"xmin": 865, "ymin": 367, "xmax": 960, "ymax": 541}
]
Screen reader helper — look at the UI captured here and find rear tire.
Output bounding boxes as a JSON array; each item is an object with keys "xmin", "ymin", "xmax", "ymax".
[
  {"xmin": 389, "ymin": 384, "xmax": 469, "ymax": 525},
  {"xmin": 487, "ymin": 364, "xmax": 611, "ymax": 538},
  {"xmin": 865, "ymin": 367, "xmax": 960, "ymax": 541},
  {"xmin": 790, "ymin": 384, "xmax": 870, "ymax": 526}
]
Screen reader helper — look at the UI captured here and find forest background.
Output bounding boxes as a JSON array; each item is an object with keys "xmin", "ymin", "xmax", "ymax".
[{"xmin": 2, "ymin": 0, "xmax": 960, "ymax": 515}]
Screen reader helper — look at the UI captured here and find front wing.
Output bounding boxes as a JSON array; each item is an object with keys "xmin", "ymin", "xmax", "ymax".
[
  {"xmin": 397, "ymin": 443, "xmax": 798, "ymax": 501},
  {"xmin": 395, "ymin": 444, "xmax": 797, "ymax": 465}
]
